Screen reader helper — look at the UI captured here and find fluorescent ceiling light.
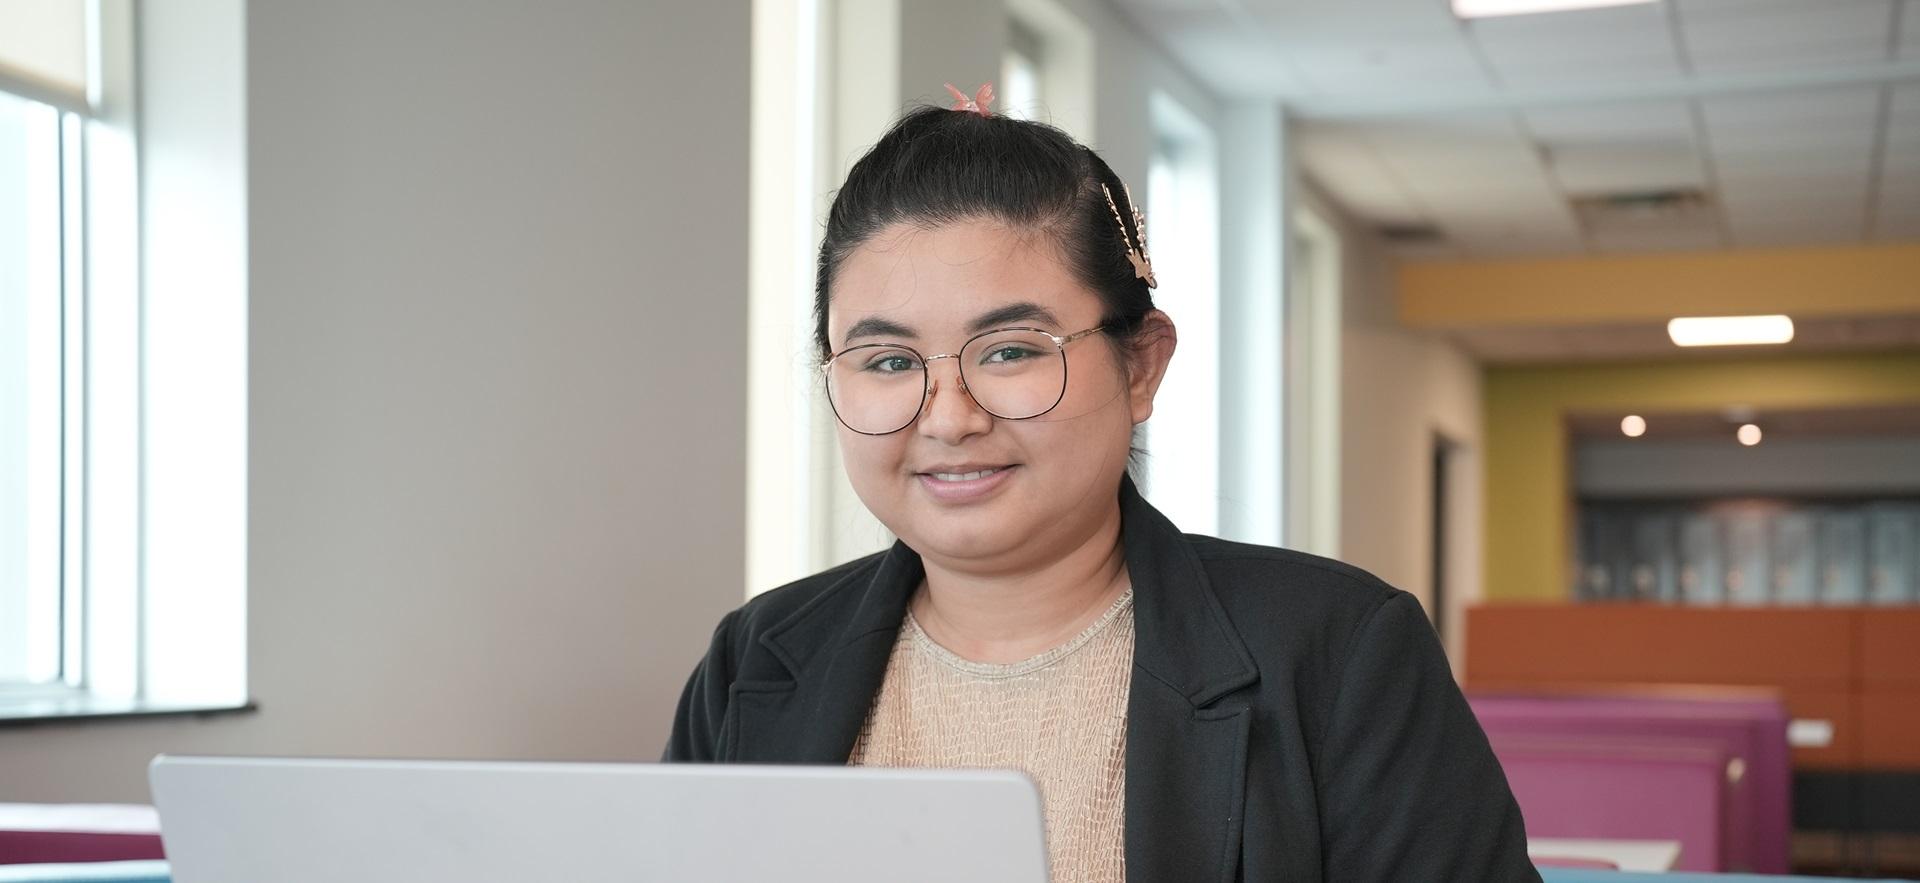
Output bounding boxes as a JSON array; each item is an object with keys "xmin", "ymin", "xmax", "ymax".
[
  {"xmin": 1452, "ymin": 0, "xmax": 1657, "ymax": 18},
  {"xmin": 1667, "ymin": 315, "xmax": 1794, "ymax": 347}
]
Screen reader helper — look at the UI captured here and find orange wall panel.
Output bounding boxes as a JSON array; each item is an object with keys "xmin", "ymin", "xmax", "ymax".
[
  {"xmin": 1861, "ymin": 690, "xmax": 1920, "ymax": 769},
  {"xmin": 1861, "ymin": 610, "xmax": 1920, "ymax": 689},
  {"xmin": 1467, "ymin": 606, "xmax": 1853, "ymax": 689}
]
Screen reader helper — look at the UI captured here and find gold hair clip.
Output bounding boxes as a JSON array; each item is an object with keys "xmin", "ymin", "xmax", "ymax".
[{"xmin": 1101, "ymin": 183, "xmax": 1156, "ymax": 289}]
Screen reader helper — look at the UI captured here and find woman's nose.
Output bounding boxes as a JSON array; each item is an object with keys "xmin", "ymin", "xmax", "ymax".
[{"xmin": 917, "ymin": 361, "xmax": 993, "ymax": 443}]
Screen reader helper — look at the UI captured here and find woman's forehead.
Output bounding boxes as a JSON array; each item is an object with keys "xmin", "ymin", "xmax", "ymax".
[{"xmin": 830, "ymin": 220, "xmax": 1099, "ymax": 336}]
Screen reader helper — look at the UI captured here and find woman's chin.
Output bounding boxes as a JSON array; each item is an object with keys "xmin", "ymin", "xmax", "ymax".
[{"xmin": 896, "ymin": 510, "xmax": 1036, "ymax": 564}]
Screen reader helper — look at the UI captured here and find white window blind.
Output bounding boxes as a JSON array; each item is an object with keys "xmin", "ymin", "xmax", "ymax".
[{"xmin": 0, "ymin": 0, "xmax": 89, "ymax": 112}]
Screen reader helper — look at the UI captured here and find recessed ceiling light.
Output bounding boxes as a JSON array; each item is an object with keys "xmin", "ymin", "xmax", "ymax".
[
  {"xmin": 1668, "ymin": 315, "xmax": 1795, "ymax": 347},
  {"xmin": 1737, "ymin": 423, "xmax": 1763, "ymax": 446},
  {"xmin": 1621, "ymin": 415, "xmax": 1647, "ymax": 438},
  {"xmin": 1452, "ymin": 0, "xmax": 1657, "ymax": 18}
]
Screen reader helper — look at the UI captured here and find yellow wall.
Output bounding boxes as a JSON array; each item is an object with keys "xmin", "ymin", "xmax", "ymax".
[
  {"xmin": 1403, "ymin": 242, "xmax": 1920, "ymax": 328},
  {"xmin": 1483, "ymin": 352, "xmax": 1920, "ymax": 601}
]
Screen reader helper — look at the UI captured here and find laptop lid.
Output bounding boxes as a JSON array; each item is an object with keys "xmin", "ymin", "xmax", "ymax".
[{"xmin": 149, "ymin": 755, "xmax": 1049, "ymax": 883}]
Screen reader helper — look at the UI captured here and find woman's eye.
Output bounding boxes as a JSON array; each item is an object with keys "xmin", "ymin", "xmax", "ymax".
[
  {"xmin": 863, "ymin": 354, "xmax": 919, "ymax": 373},
  {"xmin": 982, "ymin": 346, "xmax": 1040, "ymax": 364}
]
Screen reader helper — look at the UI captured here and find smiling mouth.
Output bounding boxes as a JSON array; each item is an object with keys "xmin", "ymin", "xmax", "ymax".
[
  {"xmin": 916, "ymin": 462, "xmax": 1022, "ymax": 480},
  {"xmin": 925, "ymin": 467, "xmax": 1005, "ymax": 482}
]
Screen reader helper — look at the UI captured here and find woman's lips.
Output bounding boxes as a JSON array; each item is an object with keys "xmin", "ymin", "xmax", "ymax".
[{"xmin": 915, "ymin": 464, "xmax": 1017, "ymax": 502}]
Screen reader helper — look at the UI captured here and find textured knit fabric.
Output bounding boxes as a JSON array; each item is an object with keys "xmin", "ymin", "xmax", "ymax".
[{"xmin": 848, "ymin": 589, "xmax": 1135, "ymax": 883}]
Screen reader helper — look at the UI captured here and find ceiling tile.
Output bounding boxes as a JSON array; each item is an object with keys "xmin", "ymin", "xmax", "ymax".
[
  {"xmin": 1728, "ymin": 208, "xmax": 1868, "ymax": 240},
  {"xmin": 1720, "ymin": 189, "xmax": 1867, "ymax": 215},
  {"xmin": 1678, "ymin": 0, "xmax": 1897, "ymax": 73},
  {"xmin": 1467, "ymin": 3, "xmax": 1684, "ymax": 86},
  {"xmin": 1523, "ymin": 101, "xmax": 1695, "ymax": 144},
  {"xmin": 1546, "ymin": 141, "xmax": 1705, "ymax": 194},
  {"xmin": 1701, "ymin": 86, "xmax": 1881, "ymax": 133},
  {"xmin": 1146, "ymin": 9, "xmax": 1314, "ymax": 97},
  {"xmin": 1240, "ymin": 0, "xmax": 1463, "ymax": 43},
  {"xmin": 1285, "ymin": 36, "xmax": 1491, "ymax": 96},
  {"xmin": 1300, "ymin": 134, "xmax": 1431, "ymax": 226},
  {"xmin": 1465, "ymin": 2, "xmax": 1673, "ymax": 45}
]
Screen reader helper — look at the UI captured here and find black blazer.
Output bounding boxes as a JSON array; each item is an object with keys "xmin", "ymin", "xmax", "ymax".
[{"xmin": 664, "ymin": 477, "xmax": 1541, "ymax": 882}]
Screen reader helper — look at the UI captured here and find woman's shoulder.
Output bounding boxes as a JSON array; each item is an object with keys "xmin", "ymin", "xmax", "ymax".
[
  {"xmin": 1184, "ymin": 534, "xmax": 1399, "ymax": 603},
  {"xmin": 1179, "ymin": 533, "xmax": 1417, "ymax": 655}
]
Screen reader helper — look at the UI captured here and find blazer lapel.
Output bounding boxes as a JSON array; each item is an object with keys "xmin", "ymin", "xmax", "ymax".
[
  {"xmin": 728, "ymin": 543, "xmax": 922, "ymax": 764},
  {"xmin": 1118, "ymin": 476, "xmax": 1260, "ymax": 883},
  {"xmin": 1126, "ymin": 678, "xmax": 1253, "ymax": 882}
]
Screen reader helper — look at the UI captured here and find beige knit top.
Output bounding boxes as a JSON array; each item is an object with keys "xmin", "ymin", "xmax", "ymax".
[{"xmin": 847, "ymin": 589, "xmax": 1136, "ymax": 883}]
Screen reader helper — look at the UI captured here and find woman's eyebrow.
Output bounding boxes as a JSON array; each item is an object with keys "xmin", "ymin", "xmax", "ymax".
[
  {"xmin": 844, "ymin": 316, "xmax": 917, "ymax": 345},
  {"xmin": 968, "ymin": 302, "xmax": 1061, "ymax": 333},
  {"xmin": 842, "ymin": 302, "xmax": 1062, "ymax": 346}
]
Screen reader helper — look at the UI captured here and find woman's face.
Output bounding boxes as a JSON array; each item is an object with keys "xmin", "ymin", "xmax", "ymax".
[{"xmin": 825, "ymin": 219, "xmax": 1171, "ymax": 571}]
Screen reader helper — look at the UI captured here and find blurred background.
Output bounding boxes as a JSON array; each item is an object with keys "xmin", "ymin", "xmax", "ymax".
[{"xmin": 1, "ymin": 0, "xmax": 1917, "ymax": 877}]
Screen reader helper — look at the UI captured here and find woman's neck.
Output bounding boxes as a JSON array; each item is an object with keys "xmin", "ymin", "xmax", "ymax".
[{"xmin": 909, "ymin": 503, "xmax": 1131, "ymax": 665}]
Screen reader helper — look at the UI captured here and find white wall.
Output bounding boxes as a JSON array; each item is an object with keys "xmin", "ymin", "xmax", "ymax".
[
  {"xmin": 0, "ymin": 0, "xmax": 749, "ymax": 802},
  {"xmin": 1326, "ymin": 193, "xmax": 1484, "ymax": 671}
]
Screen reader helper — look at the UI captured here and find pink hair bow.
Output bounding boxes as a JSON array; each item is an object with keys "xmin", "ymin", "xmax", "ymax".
[{"xmin": 944, "ymin": 83, "xmax": 995, "ymax": 117}]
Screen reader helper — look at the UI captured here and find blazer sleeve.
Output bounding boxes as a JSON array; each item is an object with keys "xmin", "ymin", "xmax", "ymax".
[
  {"xmin": 1316, "ymin": 592, "xmax": 1540, "ymax": 882},
  {"xmin": 661, "ymin": 609, "xmax": 740, "ymax": 763}
]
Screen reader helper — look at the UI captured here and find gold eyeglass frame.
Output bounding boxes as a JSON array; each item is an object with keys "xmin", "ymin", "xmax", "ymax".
[{"xmin": 821, "ymin": 325, "xmax": 1109, "ymax": 436}]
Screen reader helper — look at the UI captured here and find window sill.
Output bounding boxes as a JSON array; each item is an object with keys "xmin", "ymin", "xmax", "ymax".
[{"xmin": 0, "ymin": 695, "xmax": 257, "ymax": 728}]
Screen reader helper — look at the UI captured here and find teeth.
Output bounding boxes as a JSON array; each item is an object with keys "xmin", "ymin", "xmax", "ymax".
[{"xmin": 931, "ymin": 467, "xmax": 1000, "ymax": 482}]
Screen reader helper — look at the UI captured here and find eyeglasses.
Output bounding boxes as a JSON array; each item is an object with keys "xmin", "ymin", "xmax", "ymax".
[{"xmin": 822, "ymin": 326, "xmax": 1108, "ymax": 436}]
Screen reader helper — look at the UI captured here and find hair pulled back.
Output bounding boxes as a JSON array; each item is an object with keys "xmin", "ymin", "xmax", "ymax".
[{"xmin": 813, "ymin": 105, "xmax": 1157, "ymax": 361}]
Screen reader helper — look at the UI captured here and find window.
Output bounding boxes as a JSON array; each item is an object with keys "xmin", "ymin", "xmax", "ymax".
[
  {"xmin": 0, "ymin": 0, "xmax": 245, "ymax": 718},
  {"xmin": 0, "ymin": 89, "xmax": 70, "ymax": 690},
  {"xmin": 1, "ymin": 2, "xmax": 95, "ymax": 702},
  {"xmin": 1000, "ymin": 19, "xmax": 1044, "ymax": 121},
  {"xmin": 1003, "ymin": 0, "xmax": 1094, "ymax": 137},
  {"xmin": 1141, "ymin": 94, "xmax": 1221, "ymax": 535}
]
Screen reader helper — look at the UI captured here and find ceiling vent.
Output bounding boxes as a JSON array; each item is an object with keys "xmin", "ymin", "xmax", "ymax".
[
  {"xmin": 1570, "ymin": 188, "xmax": 1716, "ymax": 234},
  {"xmin": 1377, "ymin": 223, "xmax": 1446, "ymax": 244}
]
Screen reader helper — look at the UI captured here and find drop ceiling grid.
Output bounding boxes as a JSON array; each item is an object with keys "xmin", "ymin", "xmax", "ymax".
[
  {"xmin": 1339, "ymin": 111, "xmax": 1588, "ymax": 256},
  {"xmin": 1140, "ymin": 0, "xmax": 1920, "ymax": 256},
  {"xmin": 1299, "ymin": 122, "xmax": 1460, "ymax": 255}
]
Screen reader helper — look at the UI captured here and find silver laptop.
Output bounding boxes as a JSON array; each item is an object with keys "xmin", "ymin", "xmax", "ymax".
[{"xmin": 149, "ymin": 755, "xmax": 1049, "ymax": 882}]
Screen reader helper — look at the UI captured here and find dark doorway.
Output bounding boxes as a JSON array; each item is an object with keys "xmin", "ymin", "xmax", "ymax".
[{"xmin": 1431, "ymin": 433, "xmax": 1456, "ymax": 646}]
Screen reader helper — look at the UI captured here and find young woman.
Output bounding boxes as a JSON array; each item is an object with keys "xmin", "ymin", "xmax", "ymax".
[{"xmin": 666, "ymin": 86, "xmax": 1540, "ymax": 883}]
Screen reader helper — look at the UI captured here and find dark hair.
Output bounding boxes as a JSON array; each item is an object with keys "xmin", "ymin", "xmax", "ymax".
[{"xmin": 812, "ymin": 105, "xmax": 1157, "ymax": 362}]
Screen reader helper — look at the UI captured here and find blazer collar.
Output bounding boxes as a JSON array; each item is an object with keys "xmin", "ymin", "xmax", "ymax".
[
  {"xmin": 1114, "ymin": 474, "xmax": 1260, "ymax": 707},
  {"xmin": 756, "ymin": 474, "xmax": 1259, "ymax": 708}
]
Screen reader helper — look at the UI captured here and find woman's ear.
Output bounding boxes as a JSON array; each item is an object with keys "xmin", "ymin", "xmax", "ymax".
[{"xmin": 1126, "ymin": 310, "xmax": 1177, "ymax": 426}]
